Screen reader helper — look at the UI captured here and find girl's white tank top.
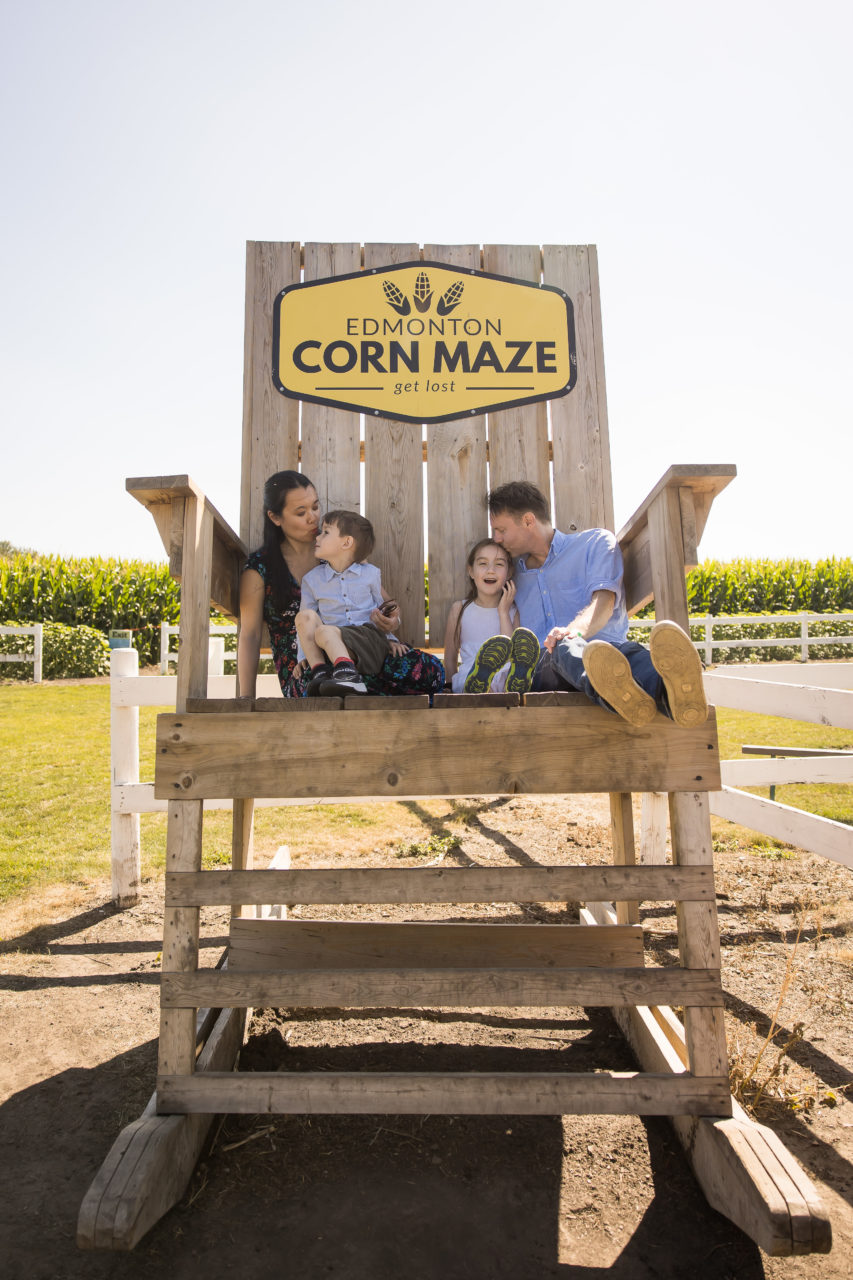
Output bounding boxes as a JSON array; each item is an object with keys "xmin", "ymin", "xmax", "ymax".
[{"xmin": 451, "ymin": 602, "xmax": 506, "ymax": 693}]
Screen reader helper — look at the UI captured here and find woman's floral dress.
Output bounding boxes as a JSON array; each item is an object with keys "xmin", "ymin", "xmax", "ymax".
[{"xmin": 245, "ymin": 550, "xmax": 445, "ymax": 698}]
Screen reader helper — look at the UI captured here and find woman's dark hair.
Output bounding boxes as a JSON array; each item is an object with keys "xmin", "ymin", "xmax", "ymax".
[
  {"xmin": 453, "ymin": 538, "xmax": 513, "ymax": 655},
  {"xmin": 260, "ymin": 471, "xmax": 316, "ymax": 610}
]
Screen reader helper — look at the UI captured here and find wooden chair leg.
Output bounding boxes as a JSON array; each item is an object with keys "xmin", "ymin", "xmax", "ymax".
[
  {"xmin": 669, "ymin": 790, "xmax": 729, "ymax": 1081},
  {"xmin": 609, "ymin": 791, "xmax": 639, "ymax": 925},
  {"xmin": 231, "ymin": 798, "xmax": 255, "ymax": 920},
  {"xmin": 158, "ymin": 800, "xmax": 203, "ymax": 1082}
]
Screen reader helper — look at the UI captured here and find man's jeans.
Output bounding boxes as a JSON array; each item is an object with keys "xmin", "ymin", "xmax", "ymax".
[{"xmin": 532, "ymin": 635, "xmax": 665, "ymax": 714}]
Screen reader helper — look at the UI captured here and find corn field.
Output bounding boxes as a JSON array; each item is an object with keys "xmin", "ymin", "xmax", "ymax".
[
  {"xmin": 2, "ymin": 552, "xmax": 852, "ymax": 671},
  {"xmin": 0, "ymin": 554, "xmax": 181, "ymax": 666},
  {"xmin": 684, "ymin": 558, "xmax": 853, "ymax": 615}
]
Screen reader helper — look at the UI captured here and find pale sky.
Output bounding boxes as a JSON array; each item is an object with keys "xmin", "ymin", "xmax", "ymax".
[{"xmin": 1, "ymin": 0, "xmax": 851, "ymax": 564}]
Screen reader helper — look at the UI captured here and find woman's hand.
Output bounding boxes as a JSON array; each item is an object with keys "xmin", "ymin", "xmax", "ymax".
[{"xmin": 387, "ymin": 639, "xmax": 410, "ymax": 658}]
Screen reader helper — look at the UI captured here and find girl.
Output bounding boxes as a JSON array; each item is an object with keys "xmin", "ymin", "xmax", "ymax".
[{"xmin": 442, "ymin": 538, "xmax": 540, "ymax": 694}]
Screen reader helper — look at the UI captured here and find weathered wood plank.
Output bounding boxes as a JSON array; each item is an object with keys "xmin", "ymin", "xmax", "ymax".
[
  {"xmin": 161, "ymin": 966, "xmax": 723, "ymax": 1010},
  {"xmin": 241, "ymin": 241, "xmax": 301, "ymax": 549},
  {"xmin": 432, "ymin": 692, "xmax": 521, "ymax": 709},
  {"xmin": 78, "ymin": 1003, "xmax": 247, "ymax": 1250},
  {"xmin": 543, "ymin": 245, "xmax": 614, "ymax": 532},
  {"xmin": 157, "ymin": 1070, "xmax": 731, "ymax": 1117},
  {"xmin": 167, "ymin": 864, "xmax": 716, "ymax": 907},
  {"xmin": 228, "ymin": 919, "xmax": 644, "ymax": 971},
  {"xmin": 618, "ymin": 467, "xmax": 736, "ymax": 614},
  {"xmin": 155, "ymin": 706, "xmax": 721, "ymax": 799},
  {"xmin": 482, "ymin": 244, "xmax": 550, "ymax": 495},
  {"xmin": 609, "ymin": 792, "xmax": 639, "ymax": 925},
  {"xmin": 423, "ymin": 243, "xmax": 488, "ymax": 647},
  {"xmin": 668, "ymin": 791, "xmax": 729, "ymax": 1082},
  {"xmin": 300, "ymin": 242, "xmax": 362, "ymax": 515},
  {"xmin": 175, "ymin": 497, "xmax": 214, "ymax": 709},
  {"xmin": 363, "ymin": 242, "xmax": 424, "ymax": 645},
  {"xmin": 157, "ymin": 801, "xmax": 203, "ymax": 1079}
]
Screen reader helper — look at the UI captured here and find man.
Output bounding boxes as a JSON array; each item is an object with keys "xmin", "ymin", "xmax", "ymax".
[{"xmin": 487, "ymin": 481, "xmax": 707, "ymax": 727}]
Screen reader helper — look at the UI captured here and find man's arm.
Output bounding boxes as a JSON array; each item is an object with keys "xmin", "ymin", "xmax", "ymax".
[{"xmin": 544, "ymin": 589, "xmax": 616, "ymax": 653}]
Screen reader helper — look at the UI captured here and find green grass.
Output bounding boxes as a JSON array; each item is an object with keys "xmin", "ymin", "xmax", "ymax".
[
  {"xmin": 716, "ymin": 707, "xmax": 853, "ymax": 825},
  {"xmin": 0, "ymin": 683, "xmax": 457, "ymax": 905},
  {"xmin": 2, "ymin": 684, "xmax": 851, "ymax": 906}
]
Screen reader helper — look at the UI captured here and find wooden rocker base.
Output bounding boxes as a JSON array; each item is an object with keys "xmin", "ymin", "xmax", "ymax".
[
  {"xmin": 581, "ymin": 903, "xmax": 832, "ymax": 1257},
  {"xmin": 77, "ymin": 1004, "xmax": 247, "ymax": 1252},
  {"xmin": 78, "ymin": 981, "xmax": 831, "ymax": 1255}
]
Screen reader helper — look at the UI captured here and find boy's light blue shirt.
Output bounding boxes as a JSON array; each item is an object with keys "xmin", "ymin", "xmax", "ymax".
[
  {"xmin": 297, "ymin": 560, "xmax": 386, "ymax": 661},
  {"xmin": 513, "ymin": 528, "xmax": 630, "ymax": 646}
]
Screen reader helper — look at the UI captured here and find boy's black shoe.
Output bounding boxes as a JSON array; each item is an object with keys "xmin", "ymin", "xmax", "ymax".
[
  {"xmin": 306, "ymin": 662, "xmax": 332, "ymax": 696},
  {"xmin": 319, "ymin": 666, "xmax": 368, "ymax": 696}
]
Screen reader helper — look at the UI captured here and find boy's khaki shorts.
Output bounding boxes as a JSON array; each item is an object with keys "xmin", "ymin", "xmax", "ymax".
[{"xmin": 339, "ymin": 622, "xmax": 390, "ymax": 674}]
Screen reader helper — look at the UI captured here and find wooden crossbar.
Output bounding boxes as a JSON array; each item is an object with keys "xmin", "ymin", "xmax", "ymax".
[
  {"xmin": 165, "ymin": 864, "xmax": 715, "ymax": 907},
  {"xmin": 157, "ymin": 1070, "xmax": 732, "ymax": 1116},
  {"xmin": 228, "ymin": 919, "xmax": 645, "ymax": 971},
  {"xmin": 155, "ymin": 707, "xmax": 721, "ymax": 800},
  {"xmin": 160, "ymin": 966, "xmax": 722, "ymax": 1010}
]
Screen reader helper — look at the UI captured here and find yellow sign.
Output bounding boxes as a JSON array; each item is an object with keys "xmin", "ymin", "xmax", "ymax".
[{"xmin": 273, "ymin": 262, "xmax": 576, "ymax": 423}]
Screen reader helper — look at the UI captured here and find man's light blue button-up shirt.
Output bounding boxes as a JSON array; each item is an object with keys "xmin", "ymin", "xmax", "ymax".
[{"xmin": 513, "ymin": 527, "xmax": 630, "ymax": 646}]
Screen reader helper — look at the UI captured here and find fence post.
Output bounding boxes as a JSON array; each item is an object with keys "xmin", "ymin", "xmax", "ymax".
[
  {"xmin": 208, "ymin": 635, "xmax": 225, "ymax": 676},
  {"xmin": 111, "ymin": 646, "xmax": 141, "ymax": 906},
  {"xmin": 160, "ymin": 622, "xmax": 170, "ymax": 675},
  {"xmin": 704, "ymin": 617, "xmax": 713, "ymax": 666},
  {"xmin": 33, "ymin": 623, "xmax": 43, "ymax": 683},
  {"xmin": 800, "ymin": 614, "xmax": 808, "ymax": 662}
]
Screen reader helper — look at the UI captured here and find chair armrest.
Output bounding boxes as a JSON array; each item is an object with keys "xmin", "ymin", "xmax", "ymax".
[
  {"xmin": 617, "ymin": 465, "xmax": 736, "ymax": 617},
  {"xmin": 126, "ymin": 475, "xmax": 247, "ymax": 617}
]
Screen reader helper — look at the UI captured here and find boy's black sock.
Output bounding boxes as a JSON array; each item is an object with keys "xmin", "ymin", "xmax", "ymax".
[{"xmin": 333, "ymin": 657, "xmax": 358, "ymax": 675}]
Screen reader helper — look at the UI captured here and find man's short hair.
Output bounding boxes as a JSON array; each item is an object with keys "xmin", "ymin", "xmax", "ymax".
[
  {"xmin": 487, "ymin": 481, "xmax": 551, "ymax": 522},
  {"xmin": 323, "ymin": 510, "xmax": 375, "ymax": 561}
]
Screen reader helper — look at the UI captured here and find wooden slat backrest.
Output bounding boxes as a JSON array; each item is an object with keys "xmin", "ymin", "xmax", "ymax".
[{"xmin": 239, "ymin": 241, "xmax": 614, "ymax": 644}]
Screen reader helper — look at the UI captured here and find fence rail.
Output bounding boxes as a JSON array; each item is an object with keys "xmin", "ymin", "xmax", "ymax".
[
  {"xmin": 0, "ymin": 624, "xmax": 43, "ymax": 682},
  {"xmin": 629, "ymin": 613, "xmax": 853, "ymax": 664}
]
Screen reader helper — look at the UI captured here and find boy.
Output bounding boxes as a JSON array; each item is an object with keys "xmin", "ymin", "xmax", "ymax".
[{"xmin": 295, "ymin": 510, "xmax": 401, "ymax": 696}]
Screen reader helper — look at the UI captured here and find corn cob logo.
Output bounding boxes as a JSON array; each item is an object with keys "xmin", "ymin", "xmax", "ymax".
[
  {"xmin": 382, "ymin": 271, "xmax": 464, "ymax": 317},
  {"xmin": 437, "ymin": 279, "xmax": 464, "ymax": 316},
  {"xmin": 413, "ymin": 270, "xmax": 433, "ymax": 312}
]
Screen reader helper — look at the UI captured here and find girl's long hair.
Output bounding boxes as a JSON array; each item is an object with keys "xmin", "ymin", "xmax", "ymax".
[
  {"xmin": 259, "ymin": 471, "xmax": 315, "ymax": 611},
  {"xmin": 453, "ymin": 538, "xmax": 514, "ymax": 655}
]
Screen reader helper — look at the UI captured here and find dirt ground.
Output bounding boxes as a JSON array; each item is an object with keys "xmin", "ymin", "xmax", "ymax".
[{"xmin": 2, "ymin": 792, "xmax": 852, "ymax": 1280}]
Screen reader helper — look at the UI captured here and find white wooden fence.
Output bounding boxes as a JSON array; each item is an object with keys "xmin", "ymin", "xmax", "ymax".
[
  {"xmin": 160, "ymin": 623, "xmax": 236, "ymax": 673},
  {"xmin": 639, "ymin": 663, "xmax": 853, "ymax": 872},
  {"xmin": 630, "ymin": 613, "xmax": 853, "ymax": 664},
  {"xmin": 0, "ymin": 623, "xmax": 43, "ymax": 682}
]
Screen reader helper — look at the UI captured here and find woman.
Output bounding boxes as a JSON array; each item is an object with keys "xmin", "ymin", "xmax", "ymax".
[{"xmin": 237, "ymin": 470, "xmax": 444, "ymax": 698}]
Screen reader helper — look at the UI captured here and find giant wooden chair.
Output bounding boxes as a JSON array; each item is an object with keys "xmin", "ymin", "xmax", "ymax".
[{"xmin": 79, "ymin": 243, "xmax": 830, "ymax": 1254}]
